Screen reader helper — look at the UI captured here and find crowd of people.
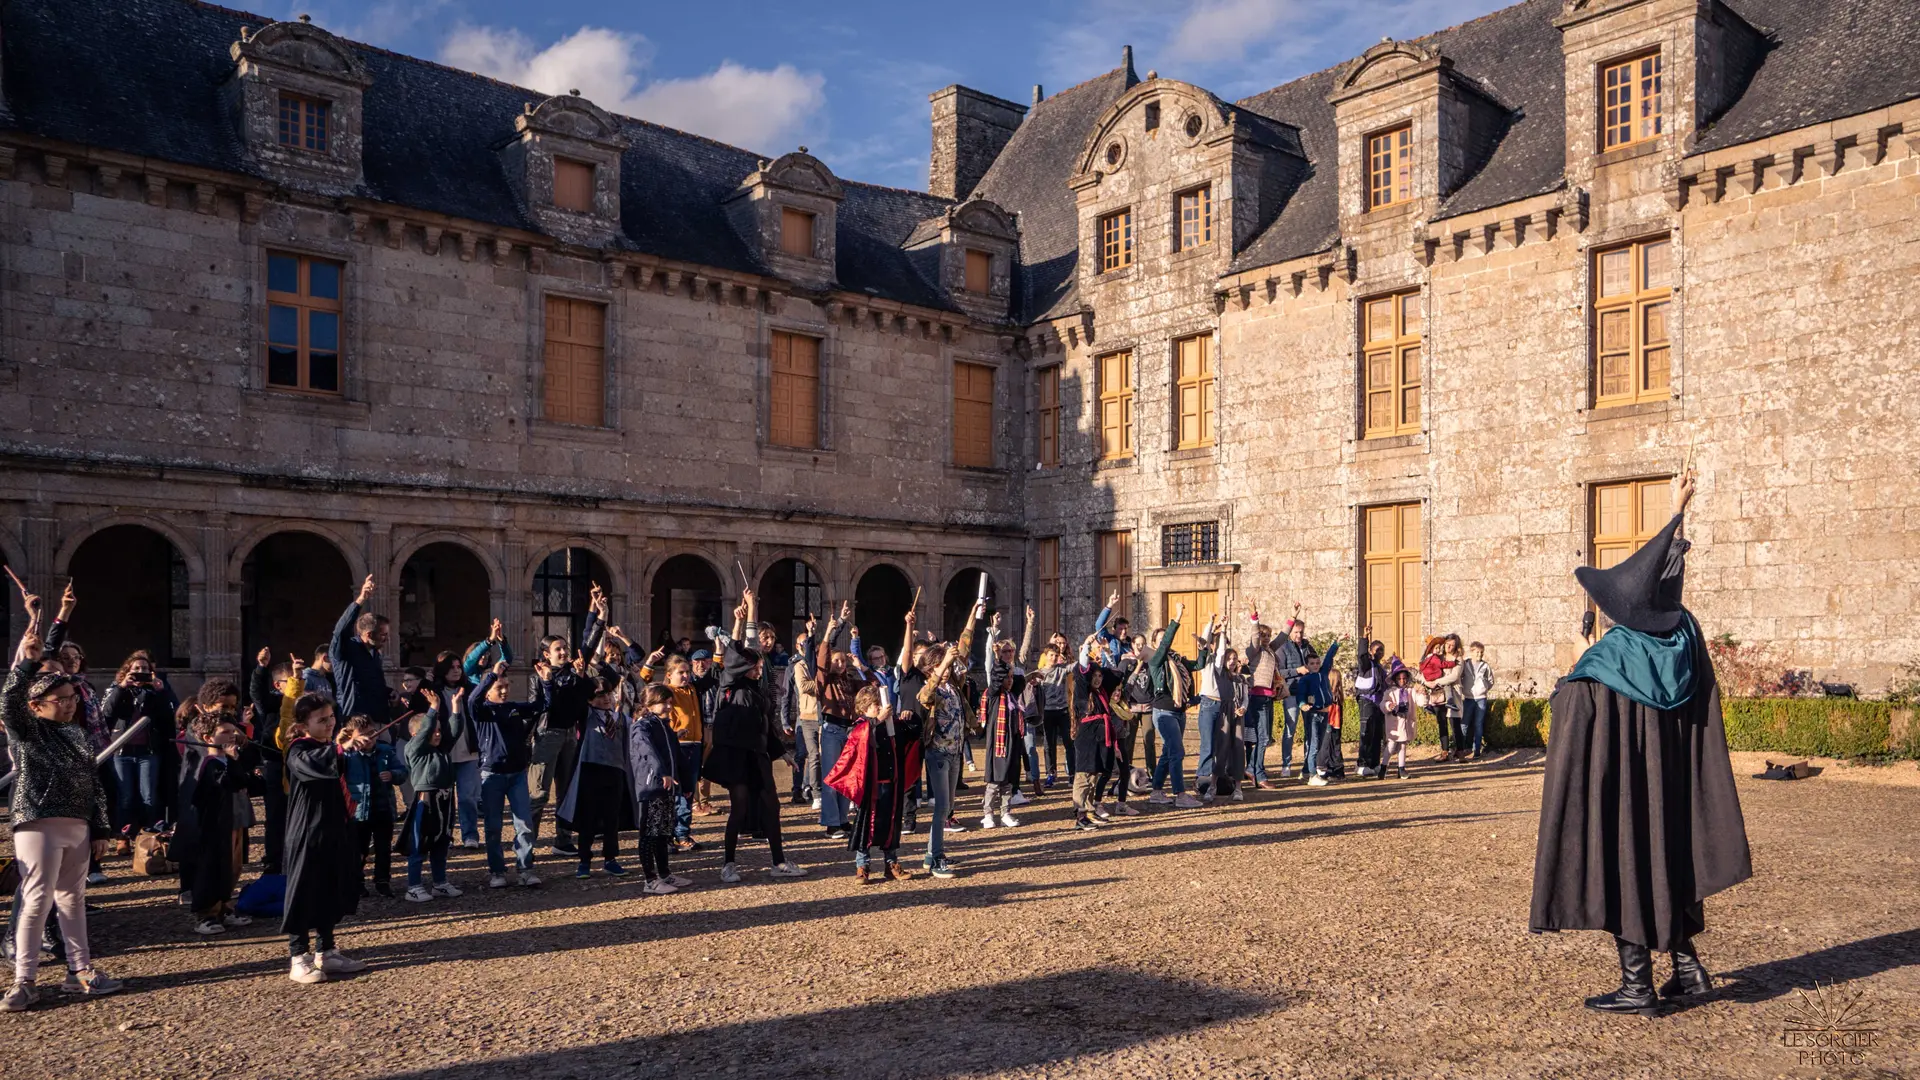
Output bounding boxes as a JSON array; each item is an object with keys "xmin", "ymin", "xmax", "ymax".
[{"xmin": 1, "ymin": 566, "xmax": 1500, "ymax": 1006}]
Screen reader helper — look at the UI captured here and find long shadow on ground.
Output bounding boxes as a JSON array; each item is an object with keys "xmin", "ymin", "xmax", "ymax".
[{"xmin": 371, "ymin": 966, "xmax": 1281, "ymax": 1080}]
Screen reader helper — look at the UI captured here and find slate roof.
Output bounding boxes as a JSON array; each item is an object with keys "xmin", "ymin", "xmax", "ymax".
[
  {"xmin": 3, "ymin": 0, "xmax": 1915, "ymax": 323},
  {"xmin": 1696, "ymin": 0, "xmax": 1920, "ymax": 154},
  {"xmin": 969, "ymin": 68, "xmax": 1137, "ymax": 323},
  {"xmin": 0, "ymin": 0, "xmax": 962, "ymax": 312}
]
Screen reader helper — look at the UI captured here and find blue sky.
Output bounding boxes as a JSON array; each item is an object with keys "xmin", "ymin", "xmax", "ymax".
[{"xmin": 284, "ymin": 0, "xmax": 1512, "ymax": 190}]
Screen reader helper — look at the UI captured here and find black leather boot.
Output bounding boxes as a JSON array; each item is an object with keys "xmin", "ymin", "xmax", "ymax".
[
  {"xmin": 1584, "ymin": 936, "xmax": 1660, "ymax": 1016},
  {"xmin": 1659, "ymin": 938, "xmax": 1712, "ymax": 999}
]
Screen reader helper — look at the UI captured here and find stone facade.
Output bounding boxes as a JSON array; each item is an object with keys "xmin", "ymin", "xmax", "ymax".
[{"xmin": 1, "ymin": 0, "xmax": 1917, "ymax": 694}]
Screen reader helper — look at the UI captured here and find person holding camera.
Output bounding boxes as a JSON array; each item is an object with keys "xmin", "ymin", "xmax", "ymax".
[{"xmin": 99, "ymin": 648, "xmax": 178, "ymax": 841}]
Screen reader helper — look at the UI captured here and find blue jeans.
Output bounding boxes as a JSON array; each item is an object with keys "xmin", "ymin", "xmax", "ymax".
[
  {"xmin": 1279, "ymin": 695, "xmax": 1302, "ymax": 772},
  {"xmin": 480, "ymin": 770, "xmax": 535, "ymax": 875},
  {"xmin": 1247, "ymin": 695, "xmax": 1275, "ymax": 782},
  {"xmin": 923, "ymin": 751, "xmax": 954, "ymax": 866},
  {"xmin": 1149, "ymin": 708, "xmax": 1186, "ymax": 795},
  {"xmin": 454, "ymin": 759, "xmax": 482, "ymax": 844},
  {"xmin": 1022, "ymin": 727, "xmax": 1041, "ymax": 787},
  {"xmin": 1195, "ymin": 697, "xmax": 1222, "ymax": 796},
  {"xmin": 1463, "ymin": 699, "xmax": 1489, "ymax": 756},
  {"xmin": 111, "ymin": 749, "xmax": 160, "ymax": 831},
  {"xmin": 1302, "ymin": 708, "xmax": 1329, "ymax": 776},
  {"xmin": 818, "ymin": 720, "xmax": 852, "ymax": 828},
  {"xmin": 673, "ymin": 743, "xmax": 703, "ymax": 840}
]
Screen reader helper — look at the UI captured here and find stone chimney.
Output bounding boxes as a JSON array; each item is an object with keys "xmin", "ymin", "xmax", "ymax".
[{"xmin": 928, "ymin": 85, "xmax": 1027, "ymax": 200}]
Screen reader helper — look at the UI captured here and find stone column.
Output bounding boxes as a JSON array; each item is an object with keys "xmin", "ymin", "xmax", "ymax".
[
  {"xmin": 199, "ymin": 511, "xmax": 239, "ymax": 675},
  {"xmin": 502, "ymin": 537, "xmax": 529, "ymax": 660}
]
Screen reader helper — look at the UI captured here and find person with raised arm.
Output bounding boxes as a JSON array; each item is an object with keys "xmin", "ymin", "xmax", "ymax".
[
  {"xmin": 1144, "ymin": 603, "xmax": 1208, "ymax": 809},
  {"xmin": 330, "ymin": 575, "xmax": 391, "ymax": 730},
  {"xmin": 1531, "ymin": 469, "xmax": 1751, "ymax": 1016},
  {"xmin": 703, "ymin": 589, "xmax": 806, "ymax": 883},
  {"xmin": 975, "ymin": 609, "xmax": 1031, "ymax": 829},
  {"xmin": 903, "ymin": 603, "xmax": 979, "ymax": 877},
  {"xmin": 3, "ymin": 578, "xmax": 121, "ymax": 1011},
  {"xmin": 469, "ymin": 658, "xmax": 542, "ymax": 888},
  {"xmin": 812, "ymin": 600, "xmax": 867, "ymax": 841}
]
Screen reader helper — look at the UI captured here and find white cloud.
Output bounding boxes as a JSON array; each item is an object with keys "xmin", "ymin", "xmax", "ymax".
[
  {"xmin": 1167, "ymin": 0, "xmax": 1293, "ymax": 64},
  {"xmin": 440, "ymin": 24, "xmax": 824, "ymax": 152}
]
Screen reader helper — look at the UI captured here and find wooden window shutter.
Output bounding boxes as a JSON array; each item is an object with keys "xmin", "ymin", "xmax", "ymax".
[
  {"xmin": 769, "ymin": 331, "xmax": 822, "ymax": 449},
  {"xmin": 1037, "ymin": 365, "xmax": 1060, "ymax": 468},
  {"xmin": 1037, "ymin": 537, "xmax": 1060, "ymax": 641},
  {"xmin": 553, "ymin": 157, "xmax": 595, "ymax": 213},
  {"xmin": 1174, "ymin": 335, "xmax": 1214, "ymax": 449},
  {"xmin": 952, "ymin": 361, "xmax": 995, "ymax": 468},
  {"xmin": 1098, "ymin": 351, "xmax": 1134, "ymax": 459},
  {"xmin": 965, "ymin": 249, "xmax": 991, "ymax": 293},
  {"xmin": 543, "ymin": 296, "xmax": 606, "ymax": 426},
  {"xmin": 781, "ymin": 208, "xmax": 816, "ymax": 258},
  {"xmin": 1097, "ymin": 530, "xmax": 1132, "ymax": 615},
  {"xmin": 1362, "ymin": 290, "xmax": 1421, "ymax": 438},
  {"xmin": 1363, "ymin": 503, "xmax": 1423, "ymax": 665},
  {"xmin": 1591, "ymin": 478, "xmax": 1672, "ymax": 573},
  {"xmin": 1592, "ymin": 236, "xmax": 1673, "ymax": 407}
]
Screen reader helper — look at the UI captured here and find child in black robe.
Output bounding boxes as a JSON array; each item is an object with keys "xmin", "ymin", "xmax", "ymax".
[
  {"xmin": 280, "ymin": 692, "xmax": 367, "ymax": 985},
  {"xmin": 186, "ymin": 715, "xmax": 257, "ymax": 935},
  {"xmin": 826, "ymin": 683, "xmax": 922, "ymax": 884}
]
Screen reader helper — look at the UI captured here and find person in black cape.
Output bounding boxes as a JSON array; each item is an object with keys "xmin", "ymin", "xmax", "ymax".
[
  {"xmin": 1530, "ymin": 470, "xmax": 1752, "ymax": 1015},
  {"xmin": 826, "ymin": 682, "xmax": 923, "ymax": 884},
  {"xmin": 280, "ymin": 692, "xmax": 370, "ymax": 985}
]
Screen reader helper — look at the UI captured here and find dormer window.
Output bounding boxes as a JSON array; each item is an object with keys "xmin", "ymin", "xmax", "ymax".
[
  {"xmin": 277, "ymin": 94, "xmax": 329, "ymax": 153},
  {"xmin": 1601, "ymin": 51, "xmax": 1663, "ymax": 150},
  {"xmin": 553, "ymin": 157, "xmax": 595, "ymax": 213},
  {"xmin": 1175, "ymin": 185, "xmax": 1211, "ymax": 251},
  {"xmin": 780, "ymin": 207, "xmax": 816, "ymax": 258},
  {"xmin": 964, "ymin": 249, "xmax": 991, "ymax": 293},
  {"xmin": 1367, "ymin": 124, "xmax": 1412, "ymax": 208}
]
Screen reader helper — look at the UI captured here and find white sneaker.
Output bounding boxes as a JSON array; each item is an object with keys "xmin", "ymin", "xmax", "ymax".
[
  {"xmin": 193, "ymin": 919, "xmax": 227, "ymax": 936},
  {"xmin": 643, "ymin": 879, "xmax": 679, "ymax": 895},
  {"xmin": 1307, "ymin": 774, "xmax": 1329, "ymax": 787},
  {"xmin": 289, "ymin": 954, "xmax": 327, "ymax": 985},
  {"xmin": 403, "ymin": 886, "xmax": 433, "ymax": 903},
  {"xmin": 979, "ymin": 815, "xmax": 997, "ymax": 830},
  {"xmin": 1232, "ymin": 788, "xmax": 1246, "ymax": 802},
  {"xmin": 223, "ymin": 912, "xmax": 253, "ymax": 927},
  {"xmin": 1148, "ymin": 791, "xmax": 1172, "ymax": 805},
  {"xmin": 769, "ymin": 862, "xmax": 807, "ymax": 878},
  {"xmin": 461, "ymin": 839, "xmax": 481, "ymax": 850},
  {"xmin": 319, "ymin": 949, "xmax": 368, "ymax": 974},
  {"xmin": 719, "ymin": 862, "xmax": 742, "ymax": 883},
  {"xmin": 1092, "ymin": 806, "xmax": 1111, "ymax": 822},
  {"xmin": 1174, "ymin": 793, "xmax": 1202, "ymax": 809},
  {"xmin": 487, "ymin": 874, "xmax": 509, "ymax": 889},
  {"xmin": 1010, "ymin": 791, "xmax": 1031, "ymax": 806},
  {"xmin": 519, "ymin": 872, "xmax": 542, "ymax": 888},
  {"xmin": 811, "ymin": 797, "xmax": 822, "ymax": 811},
  {"xmin": 998, "ymin": 812, "xmax": 1020, "ymax": 828},
  {"xmin": 664, "ymin": 874, "xmax": 692, "ymax": 888},
  {"xmin": 1278, "ymin": 767, "xmax": 1294, "ymax": 779},
  {"xmin": 431, "ymin": 882, "xmax": 463, "ymax": 898}
]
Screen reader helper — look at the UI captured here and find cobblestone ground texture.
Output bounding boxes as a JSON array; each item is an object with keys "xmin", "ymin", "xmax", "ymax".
[{"xmin": 4, "ymin": 749, "xmax": 1917, "ymax": 1079}]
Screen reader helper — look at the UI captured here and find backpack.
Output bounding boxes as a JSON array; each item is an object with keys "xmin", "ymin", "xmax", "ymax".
[
  {"xmin": 132, "ymin": 831, "xmax": 176, "ymax": 876},
  {"xmin": 235, "ymin": 873, "xmax": 286, "ymax": 918}
]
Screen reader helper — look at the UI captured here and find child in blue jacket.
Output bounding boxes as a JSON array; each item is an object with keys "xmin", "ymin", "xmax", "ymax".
[
  {"xmin": 340, "ymin": 715, "xmax": 408, "ymax": 897},
  {"xmin": 627, "ymin": 684, "xmax": 686, "ymax": 895}
]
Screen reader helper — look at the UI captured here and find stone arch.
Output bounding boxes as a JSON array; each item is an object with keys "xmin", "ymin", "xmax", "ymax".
[
  {"xmin": 228, "ymin": 519, "xmax": 367, "ymax": 585},
  {"xmin": 235, "ymin": 19, "xmax": 371, "ymax": 83},
  {"xmin": 941, "ymin": 564, "xmax": 1004, "ymax": 642},
  {"xmin": 389, "ymin": 530, "xmax": 505, "ymax": 595},
  {"xmin": 519, "ymin": 93, "xmax": 628, "ymax": 147},
  {"xmin": 55, "ymin": 512, "xmax": 206, "ymax": 585},
  {"xmin": 523, "ymin": 537, "xmax": 627, "ymax": 599},
  {"xmin": 754, "ymin": 553, "xmax": 828, "ymax": 648},
  {"xmin": 852, "ymin": 561, "xmax": 916, "ymax": 658},
  {"xmin": 1334, "ymin": 39, "xmax": 1444, "ymax": 93},
  {"xmin": 528, "ymin": 543, "xmax": 619, "ymax": 649},
  {"xmin": 61, "ymin": 524, "xmax": 196, "ymax": 670},
  {"xmin": 396, "ymin": 541, "xmax": 496, "ymax": 668},
  {"xmin": 948, "ymin": 198, "xmax": 1018, "ymax": 240},
  {"xmin": 649, "ymin": 552, "xmax": 726, "ymax": 653},
  {"xmin": 1076, "ymin": 80, "xmax": 1234, "ymax": 175},
  {"xmin": 758, "ymin": 150, "xmax": 845, "ymax": 198},
  {"xmin": 239, "ymin": 530, "xmax": 357, "ymax": 669}
]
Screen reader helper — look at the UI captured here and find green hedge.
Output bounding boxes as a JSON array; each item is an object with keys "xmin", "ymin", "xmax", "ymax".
[{"xmin": 1330, "ymin": 697, "xmax": 1917, "ymax": 759}]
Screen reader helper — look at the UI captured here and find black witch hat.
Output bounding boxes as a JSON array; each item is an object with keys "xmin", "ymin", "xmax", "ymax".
[{"xmin": 1574, "ymin": 511, "xmax": 1689, "ymax": 634}]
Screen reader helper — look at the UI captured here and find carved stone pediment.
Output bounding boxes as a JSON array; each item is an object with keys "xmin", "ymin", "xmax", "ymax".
[{"xmin": 518, "ymin": 94, "xmax": 627, "ymax": 149}]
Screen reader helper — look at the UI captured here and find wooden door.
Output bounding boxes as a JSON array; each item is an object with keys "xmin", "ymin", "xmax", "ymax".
[{"xmin": 1363, "ymin": 503, "xmax": 1422, "ymax": 664}]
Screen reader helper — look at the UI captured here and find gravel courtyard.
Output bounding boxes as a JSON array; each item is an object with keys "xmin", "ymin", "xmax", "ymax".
[{"xmin": 6, "ymin": 749, "xmax": 1916, "ymax": 1080}]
